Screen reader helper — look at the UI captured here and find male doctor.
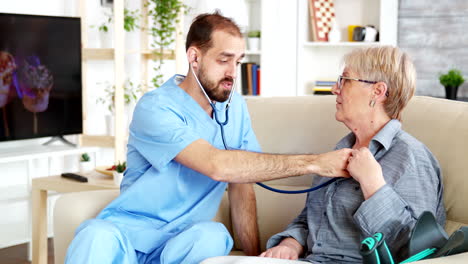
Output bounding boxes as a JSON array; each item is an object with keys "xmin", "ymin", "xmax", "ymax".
[{"xmin": 65, "ymin": 12, "xmax": 351, "ymax": 264}]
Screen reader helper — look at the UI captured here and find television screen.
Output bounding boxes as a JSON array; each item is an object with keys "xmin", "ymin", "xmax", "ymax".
[{"xmin": 0, "ymin": 13, "xmax": 82, "ymax": 142}]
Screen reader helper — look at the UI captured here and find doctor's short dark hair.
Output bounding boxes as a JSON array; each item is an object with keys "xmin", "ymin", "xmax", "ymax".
[{"xmin": 185, "ymin": 11, "xmax": 242, "ymax": 52}]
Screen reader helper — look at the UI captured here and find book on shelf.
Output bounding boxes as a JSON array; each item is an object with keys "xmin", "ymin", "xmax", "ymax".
[
  {"xmin": 252, "ymin": 64, "xmax": 258, "ymax": 95},
  {"xmin": 256, "ymin": 66, "xmax": 261, "ymax": 95},
  {"xmin": 240, "ymin": 62, "xmax": 261, "ymax": 96},
  {"xmin": 313, "ymin": 86, "xmax": 333, "ymax": 95},
  {"xmin": 247, "ymin": 63, "xmax": 253, "ymax": 95},
  {"xmin": 308, "ymin": 0, "xmax": 336, "ymax": 42},
  {"xmin": 241, "ymin": 63, "xmax": 249, "ymax": 95},
  {"xmin": 315, "ymin": 80, "xmax": 336, "ymax": 86},
  {"xmin": 313, "ymin": 79, "xmax": 335, "ymax": 95}
]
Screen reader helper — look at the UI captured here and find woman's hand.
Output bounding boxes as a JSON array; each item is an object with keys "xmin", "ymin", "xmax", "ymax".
[
  {"xmin": 347, "ymin": 147, "xmax": 386, "ymax": 200},
  {"xmin": 259, "ymin": 237, "xmax": 303, "ymax": 260}
]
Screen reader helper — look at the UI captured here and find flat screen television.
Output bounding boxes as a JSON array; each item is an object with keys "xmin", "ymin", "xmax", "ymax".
[{"xmin": 0, "ymin": 13, "xmax": 82, "ymax": 144}]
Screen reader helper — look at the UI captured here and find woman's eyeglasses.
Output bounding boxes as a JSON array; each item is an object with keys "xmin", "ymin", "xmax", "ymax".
[
  {"xmin": 336, "ymin": 75, "xmax": 377, "ymax": 90},
  {"xmin": 336, "ymin": 75, "xmax": 389, "ymax": 97}
]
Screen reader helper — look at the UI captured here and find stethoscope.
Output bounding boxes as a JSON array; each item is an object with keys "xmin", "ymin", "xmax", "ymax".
[{"xmin": 191, "ymin": 64, "xmax": 337, "ymax": 194}]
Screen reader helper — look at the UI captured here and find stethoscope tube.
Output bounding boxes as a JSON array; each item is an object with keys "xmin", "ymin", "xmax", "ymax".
[
  {"xmin": 212, "ymin": 107, "xmax": 229, "ymax": 151},
  {"xmin": 191, "ymin": 63, "xmax": 337, "ymax": 194},
  {"xmin": 256, "ymin": 179, "xmax": 338, "ymax": 194},
  {"xmin": 212, "ymin": 100, "xmax": 337, "ymax": 194}
]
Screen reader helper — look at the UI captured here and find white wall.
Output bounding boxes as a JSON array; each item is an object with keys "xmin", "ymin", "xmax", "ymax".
[
  {"xmin": 260, "ymin": 0, "xmax": 298, "ymax": 96},
  {"xmin": 0, "ymin": 0, "xmax": 66, "ymax": 16}
]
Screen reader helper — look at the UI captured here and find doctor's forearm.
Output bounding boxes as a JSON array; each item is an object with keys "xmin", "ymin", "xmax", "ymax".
[
  {"xmin": 229, "ymin": 183, "xmax": 260, "ymax": 256},
  {"xmin": 212, "ymin": 150, "xmax": 319, "ymax": 183},
  {"xmin": 175, "ymin": 139, "xmax": 350, "ymax": 183}
]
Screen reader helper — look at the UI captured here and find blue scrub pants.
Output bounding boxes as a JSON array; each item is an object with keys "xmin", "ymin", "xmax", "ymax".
[{"xmin": 65, "ymin": 219, "xmax": 234, "ymax": 264}]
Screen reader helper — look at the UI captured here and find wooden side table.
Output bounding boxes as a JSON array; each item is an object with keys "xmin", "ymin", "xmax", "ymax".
[{"xmin": 31, "ymin": 172, "xmax": 118, "ymax": 264}]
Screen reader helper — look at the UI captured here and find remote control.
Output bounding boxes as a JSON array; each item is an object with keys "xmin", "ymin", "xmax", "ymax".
[{"xmin": 61, "ymin": 173, "xmax": 88, "ymax": 183}]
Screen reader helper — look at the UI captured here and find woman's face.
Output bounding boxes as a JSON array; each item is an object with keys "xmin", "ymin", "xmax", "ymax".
[{"xmin": 332, "ymin": 68, "xmax": 375, "ymax": 125}]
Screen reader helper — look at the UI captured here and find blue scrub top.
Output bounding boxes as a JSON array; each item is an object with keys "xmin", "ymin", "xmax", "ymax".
[{"xmin": 96, "ymin": 75, "xmax": 261, "ymax": 254}]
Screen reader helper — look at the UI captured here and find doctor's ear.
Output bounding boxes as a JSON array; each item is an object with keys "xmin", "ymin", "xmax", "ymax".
[{"xmin": 187, "ymin": 47, "xmax": 199, "ymax": 65}]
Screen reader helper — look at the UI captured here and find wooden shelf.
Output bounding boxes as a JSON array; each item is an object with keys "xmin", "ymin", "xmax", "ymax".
[
  {"xmin": 82, "ymin": 48, "xmax": 114, "ymax": 60},
  {"xmin": 140, "ymin": 49, "xmax": 176, "ymax": 60},
  {"xmin": 80, "ymin": 0, "xmax": 182, "ymax": 162},
  {"xmin": 83, "ymin": 48, "xmax": 177, "ymax": 60},
  {"xmin": 303, "ymin": 41, "xmax": 382, "ymax": 47},
  {"xmin": 80, "ymin": 135, "xmax": 116, "ymax": 148}
]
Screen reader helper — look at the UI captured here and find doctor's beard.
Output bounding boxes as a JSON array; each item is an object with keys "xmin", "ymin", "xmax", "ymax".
[{"xmin": 198, "ymin": 66, "xmax": 232, "ymax": 102}]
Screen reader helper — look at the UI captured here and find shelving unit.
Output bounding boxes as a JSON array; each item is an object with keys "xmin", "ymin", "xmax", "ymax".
[
  {"xmin": 245, "ymin": 0, "xmax": 262, "ymax": 61},
  {"xmin": 77, "ymin": 0, "xmax": 183, "ymax": 162},
  {"xmin": 78, "ymin": 0, "xmax": 125, "ymax": 162},
  {"xmin": 303, "ymin": 42, "xmax": 384, "ymax": 47},
  {"xmin": 0, "ymin": 145, "xmax": 100, "ymax": 248},
  {"xmin": 238, "ymin": 0, "xmax": 263, "ymax": 96},
  {"xmin": 296, "ymin": 0, "xmax": 398, "ymax": 95}
]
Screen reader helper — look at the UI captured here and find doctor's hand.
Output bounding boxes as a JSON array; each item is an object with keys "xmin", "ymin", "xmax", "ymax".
[
  {"xmin": 312, "ymin": 148, "xmax": 352, "ymax": 178},
  {"xmin": 259, "ymin": 237, "xmax": 303, "ymax": 260},
  {"xmin": 347, "ymin": 147, "xmax": 386, "ymax": 200}
]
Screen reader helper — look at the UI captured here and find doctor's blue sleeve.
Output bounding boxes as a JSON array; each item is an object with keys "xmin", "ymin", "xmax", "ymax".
[{"xmin": 128, "ymin": 98, "xmax": 201, "ymax": 171}]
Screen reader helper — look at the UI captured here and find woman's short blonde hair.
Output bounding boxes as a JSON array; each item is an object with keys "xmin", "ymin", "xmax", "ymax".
[{"xmin": 343, "ymin": 46, "xmax": 416, "ymax": 120}]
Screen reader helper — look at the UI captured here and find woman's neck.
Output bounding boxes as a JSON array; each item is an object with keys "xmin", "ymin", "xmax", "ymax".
[{"xmin": 349, "ymin": 114, "xmax": 391, "ymax": 149}]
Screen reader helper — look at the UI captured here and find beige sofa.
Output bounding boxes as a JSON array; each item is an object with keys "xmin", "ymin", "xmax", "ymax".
[{"xmin": 54, "ymin": 95, "xmax": 468, "ymax": 263}]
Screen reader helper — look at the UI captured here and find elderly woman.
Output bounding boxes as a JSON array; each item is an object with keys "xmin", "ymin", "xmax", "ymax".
[{"xmin": 260, "ymin": 46, "xmax": 445, "ymax": 263}]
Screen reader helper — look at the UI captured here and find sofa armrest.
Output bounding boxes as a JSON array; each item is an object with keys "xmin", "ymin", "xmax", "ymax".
[{"xmin": 53, "ymin": 189, "xmax": 119, "ymax": 264}]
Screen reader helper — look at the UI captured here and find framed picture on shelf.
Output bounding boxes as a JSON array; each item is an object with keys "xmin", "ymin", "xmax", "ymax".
[{"xmin": 308, "ymin": 0, "xmax": 336, "ymax": 42}]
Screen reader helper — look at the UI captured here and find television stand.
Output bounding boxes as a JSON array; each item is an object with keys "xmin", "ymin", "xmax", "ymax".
[{"xmin": 42, "ymin": 136, "xmax": 76, "ymax": 147}]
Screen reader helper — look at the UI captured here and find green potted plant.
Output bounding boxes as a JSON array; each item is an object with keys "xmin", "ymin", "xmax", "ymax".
[
  {"xmin": 113, "ymin": 161, "xmax": 126, "ymax": 186},
  {"xmin": 79, "ymin": 153, "xmax": 93, "ymax": 172},
  {"xmin": 96, "ymin": 79, "xmax": 142, "ymax": 114},
  {"xmin": 439, "ymin": 69, "xmax": 465, "ymax": 100},
  {"xmin": 94, "ymin": 7, "xmax": 140, "ymax": 48},
  {"xmin": 247, "ymin": 30, "xmax": 261, "ymax": 52},
  {"xmin": 80, "ymin": 153, "xmax": 90, "ymax": 162},
  {"xmin": 123, "ymin": 8, "xmax": 140, "ymax": 32},
  {"xmin": 147, "ymin": 0, "xmax": 188, "ymax": 88},
  {"xmin": 96, "ymin": 79, "xmax": 142, "ymax": 136}
]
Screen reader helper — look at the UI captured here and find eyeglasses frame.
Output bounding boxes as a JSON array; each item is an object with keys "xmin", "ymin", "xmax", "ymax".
[
  {"xmin": 336, "ymin": 75, "xmax": 389, "ymax": 97},
  {"xmin": 337, "ymin": 75, "xmax": 377, "ymax": 90}
]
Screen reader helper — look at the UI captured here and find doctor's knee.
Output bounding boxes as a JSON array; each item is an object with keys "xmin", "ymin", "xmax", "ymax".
[
  {"xmin": 161, "ymin": 221, "xmax": 233, "ymax": 264},
  {"xmin": 193, "ymin": 221, "xmax": 234, "ymax": 252},
  {"xmin": 70, "ymin": 219, "xmax": 126, "ymax": 249}
]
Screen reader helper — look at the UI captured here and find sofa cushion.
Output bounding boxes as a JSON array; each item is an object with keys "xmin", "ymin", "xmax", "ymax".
[{"xmin": 245, "ymin": 96, "xmax": 348, "ymax": 187}]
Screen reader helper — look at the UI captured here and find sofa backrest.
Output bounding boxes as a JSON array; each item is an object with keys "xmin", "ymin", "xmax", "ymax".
[
  {"xmin": 246, "ymin": 95, "xmax": 348, "ymax": 186},
  {"xmin": 402, "ymin": 96, "xmax": 468, "ymax": 234},
  {"xmin": 243, "ymin": 95, "xmax": 468, "ymax": 250},
  {"xmin": 245, "ymin": 95, "xmax": 348, "ymax": 250}
]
